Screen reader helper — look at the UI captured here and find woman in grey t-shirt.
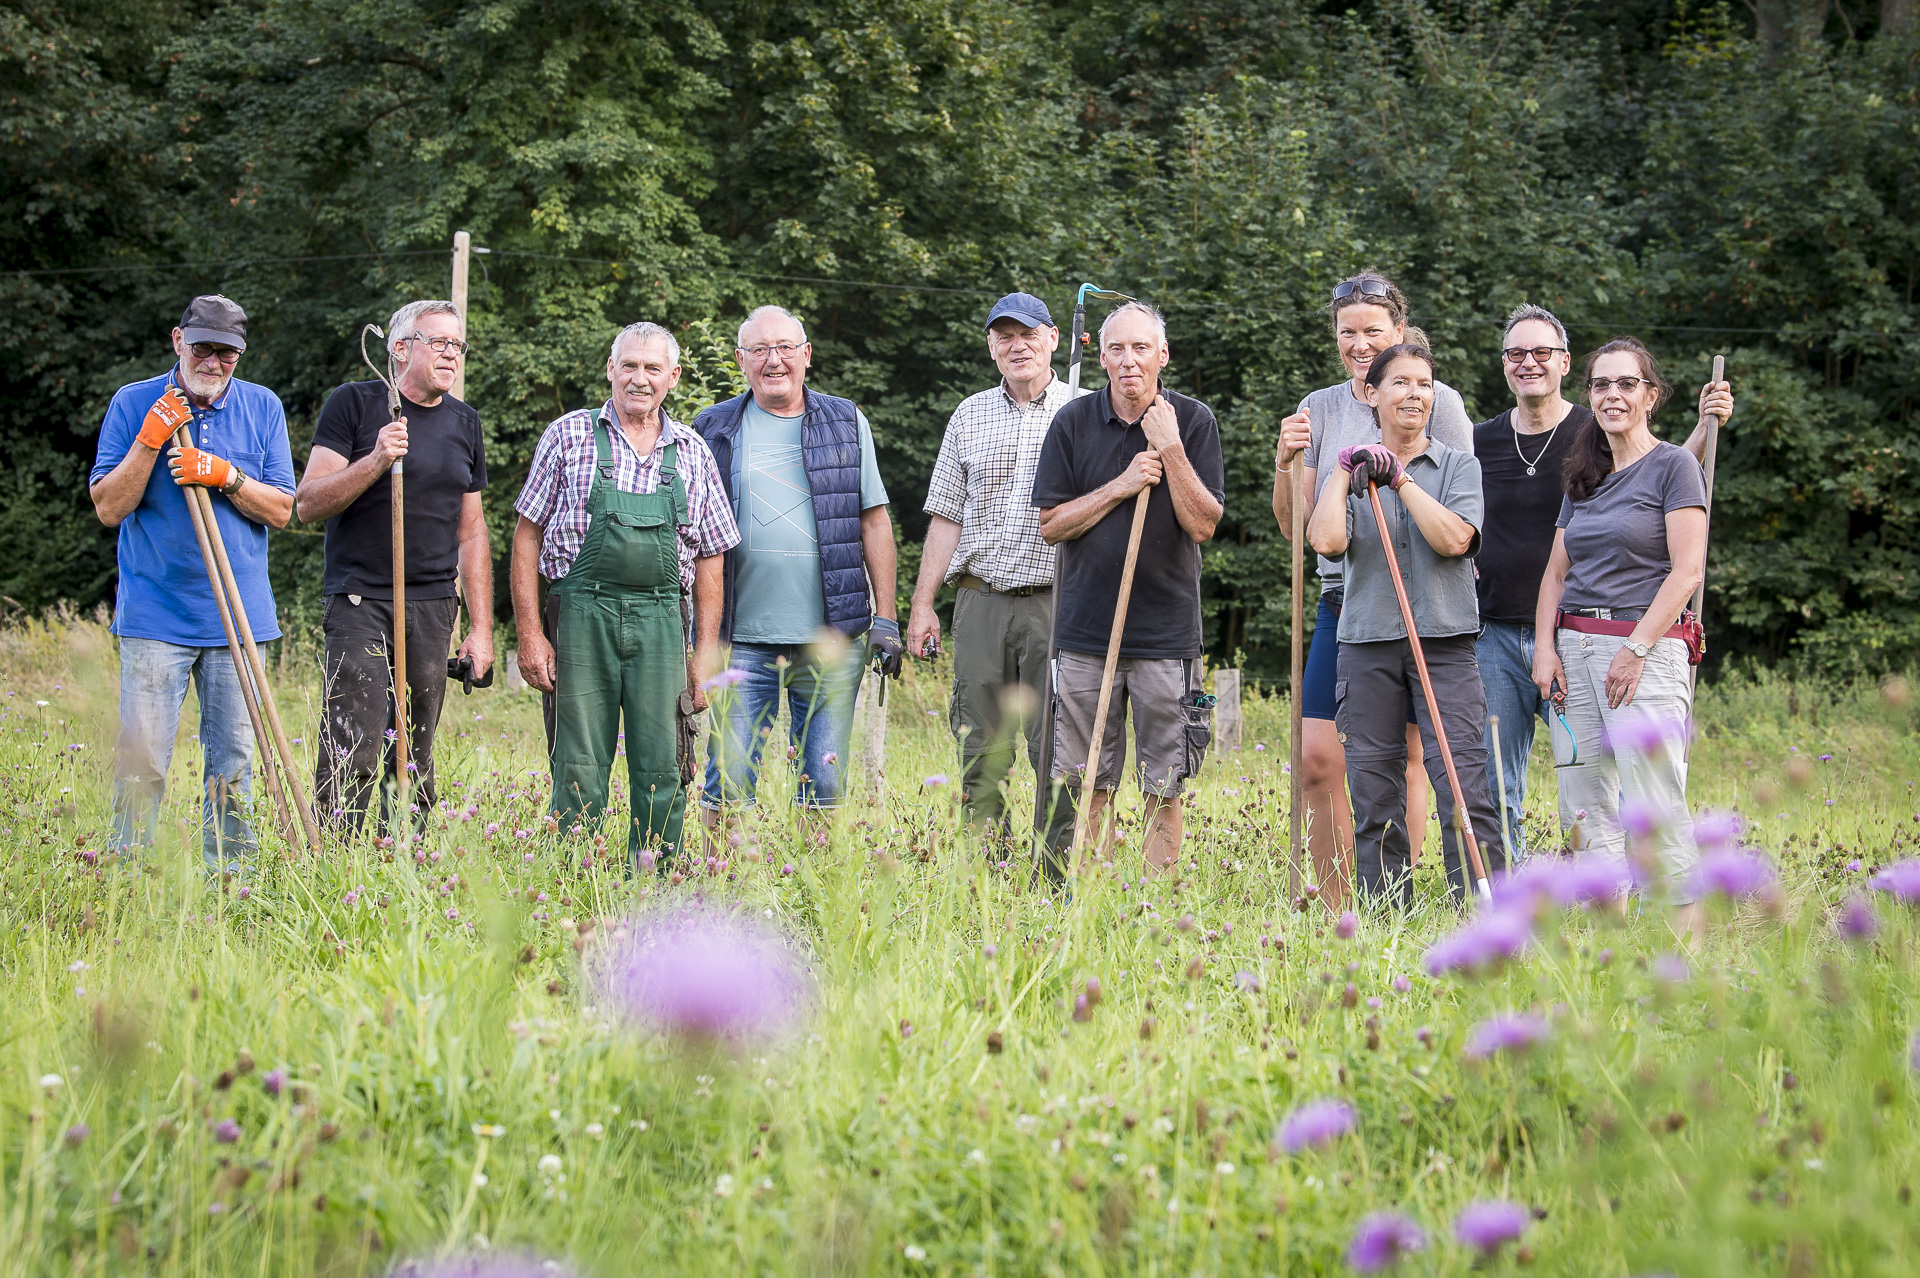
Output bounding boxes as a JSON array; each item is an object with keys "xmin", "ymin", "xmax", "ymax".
[
  {"xmin": 1532, "ymin": 338, "xmax": 1709, "ymax": 933},
  {"xmin": 1271, "ymin": 272, "xmax": 1474, "ymax": 909}
]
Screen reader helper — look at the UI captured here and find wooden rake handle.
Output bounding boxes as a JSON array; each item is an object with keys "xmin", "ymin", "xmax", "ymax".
[{"xmin": 1067, "ymin": 486, "xmax": 1152, "ymax": 875}]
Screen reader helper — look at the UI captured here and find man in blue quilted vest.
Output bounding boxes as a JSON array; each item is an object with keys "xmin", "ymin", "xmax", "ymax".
[{"xmin": 693, "ymin": 305, "xmax": 903, "ymax": 835}]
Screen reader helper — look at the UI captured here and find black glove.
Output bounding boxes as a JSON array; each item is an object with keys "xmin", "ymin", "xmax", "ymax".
[{"xmin": 869, "ymin": 617, "xmax": 905, "ymax": 678}]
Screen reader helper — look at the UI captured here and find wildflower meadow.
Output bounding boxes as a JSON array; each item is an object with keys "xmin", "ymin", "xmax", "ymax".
[{"xmin": 5, "ymin": 612, "xmax": 1920, "ymax": 1276}]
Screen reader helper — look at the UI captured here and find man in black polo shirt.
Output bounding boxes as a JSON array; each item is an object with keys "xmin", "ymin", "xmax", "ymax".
[
  {"xmin": 1032, "ymin": 301, "xmax": 1224, "ymax": 879},
  {"xmin": 296, "ymin": 299, "xmax": 493, "ymax": 834},
  {"xmin": 1474, "ymin": 304, "xmax": 1731, "ymax": 860}
]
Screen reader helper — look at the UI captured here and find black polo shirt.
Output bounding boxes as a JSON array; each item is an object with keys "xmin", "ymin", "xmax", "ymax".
[{"xmin": 1031, "ymin": 386, "xmax": 1225, "ymax": 659}]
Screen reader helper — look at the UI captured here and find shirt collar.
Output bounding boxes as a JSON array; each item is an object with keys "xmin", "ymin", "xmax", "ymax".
[
  {"xmin": 1102, "ymin": 385, "xmax": 1165, "ymax": 428},
  {"xmin": 597, "ymin": 402, "xmax": 680, "ymax": 458},
  {"xmin": 998, "ymin": 371, "xmax": 1058, "ymax": 409}
]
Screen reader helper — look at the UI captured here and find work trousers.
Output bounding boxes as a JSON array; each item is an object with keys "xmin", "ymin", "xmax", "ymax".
[
  {"xmin": 315, "ymin": 594, "xmax": 458, "ymax": 836},
  {"xmin": 1337, "ymin": 634, "xmax": 1506, "ymax": 906},
  {"xmin": 112, "ymin": 636, "xmax": 256, "ymax": 867},
  {"xmin": 949, "ymin": 585, "xmax": 1050, "ymax": 830},
  {"xmin": 1554, "ymin": 628, "xmax": 1698, "ymax": 900}
]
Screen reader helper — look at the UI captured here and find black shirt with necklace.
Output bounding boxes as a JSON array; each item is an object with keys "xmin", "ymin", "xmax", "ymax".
[{"xmin": 1472, "ymin": 403, "xmax": 1594, "ymax": 625}]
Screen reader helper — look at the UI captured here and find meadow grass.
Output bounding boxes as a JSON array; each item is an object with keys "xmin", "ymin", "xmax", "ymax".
[{"xmin": 3, "ymin": 616, "xmax": 1919, "ymax": 1275}]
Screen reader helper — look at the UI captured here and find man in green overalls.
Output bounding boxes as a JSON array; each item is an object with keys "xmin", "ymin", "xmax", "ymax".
[{"xmin": 510, "ymin": 322, "xmax": 739, "ymax": 862}]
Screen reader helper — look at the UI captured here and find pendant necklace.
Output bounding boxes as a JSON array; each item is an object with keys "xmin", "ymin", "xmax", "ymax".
[{"xmin": 1512, "ymin": 410, "xmax": 1562, "ymax": 477}]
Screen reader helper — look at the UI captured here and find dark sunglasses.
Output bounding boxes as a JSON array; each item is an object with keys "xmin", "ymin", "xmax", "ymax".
[
  {"xmin": 1331, "ymin": 277, "xmax": 1393, "ymax": 305},
  {"xmin": 1504, "ymin": 346, "xmax": 1567, "ymax": 365}
]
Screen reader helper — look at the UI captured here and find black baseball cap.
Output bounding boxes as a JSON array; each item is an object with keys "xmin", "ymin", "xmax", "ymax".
[
  {"xmin": 179, "ymin": 295, "xmax": 248, "ymax": 351},
  {"xmin": 985, "ymin": 291, "xmax": 1054, "ymax": 331}
]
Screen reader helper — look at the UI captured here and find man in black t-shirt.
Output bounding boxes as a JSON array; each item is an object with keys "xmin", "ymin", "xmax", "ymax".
[
  {"xmin": 1031, "ymin": 301, "xmax": 1225, "ymax": 880},
  {"xmin": 295, "ymin": 300, "xmax": 492, "ymax": 834},
  {"xmin": 1474, "ymin": 304, "xmax": 1732, "ymax": 859}
]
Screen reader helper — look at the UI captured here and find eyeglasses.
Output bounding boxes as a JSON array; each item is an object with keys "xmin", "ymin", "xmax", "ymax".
[
  {"xmin": 741, "ymin": 342, "xmax": 805, "ymax": 363},
  {"xmin": 1587, "ymin": 376, "xmax": 1653, "ymax": 394},
  {"xmin": 187, "ymin": 343, "xmax": 242, "ymax": 365},
  {"xmin": 408, "ymin": 333, "xmax": 470, "ymax": 356},
  {"xmin": 1504, "ymin": 346, "xmax": 1566, "ymax": 365},
  {"xmin": 1331, "ymin": 277, "xmax": 1392, "ymax": 305}
]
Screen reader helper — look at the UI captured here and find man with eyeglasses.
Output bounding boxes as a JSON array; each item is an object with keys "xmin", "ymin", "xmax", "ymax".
[
  {"xmin": 693, "ymin": 305, "xmax": 901, "ymax": 833},
  {"xmin": 89, "ymin": 294, "xmax": 297, "ymax": 868},
  {"xmin": 1472, "ymin": 304, "xmax": 1731, "ymax": 859},
  {"xmin": 297, "ymin": 299, "xmax": 492, "ymax": 834},
  {"xmin": 907, "ymin": 292, "xmax": 1081, "ymax": 843}
]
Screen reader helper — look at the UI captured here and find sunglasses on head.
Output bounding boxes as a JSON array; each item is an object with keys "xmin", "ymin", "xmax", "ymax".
[{"xmin": 1331, "ymin": 277, "xmax": 1393, "ymax": 305}]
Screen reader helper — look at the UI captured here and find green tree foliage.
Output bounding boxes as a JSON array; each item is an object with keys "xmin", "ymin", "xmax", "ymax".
[{"xmin": 2, "ymin": 0, "xmax": 1916, "ymax": 678}]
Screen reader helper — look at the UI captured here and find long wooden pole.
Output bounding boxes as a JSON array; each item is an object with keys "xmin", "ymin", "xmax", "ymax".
[
  {"xmin": 1365, "ymin": 480, "xmax": 1490, "ymax": 899},
  {"xmin": 172, "ymin": 429, "xmax": 296, "ymax": 852},
  {"xmin": 174, "ymin": 431, "xmax": 321, "ymax": 854},
  {"xmin": 1288, "ymin": 454, "xmax": 1305, "ymax": 899},
  {"xmin": 1687, "ymin": 354, "xmax": 1727, "ymax": 624},
  {"xmin": 1033, "ymin": 297, "xmax": 1085, "ymax": 850},
  {"xmin": 1067, "ymin": 487, "xmax": 1151, "ymax": 876},
  {"xmin": 450, "ymin": 230, "xmax": 471, "ymax": 401}
]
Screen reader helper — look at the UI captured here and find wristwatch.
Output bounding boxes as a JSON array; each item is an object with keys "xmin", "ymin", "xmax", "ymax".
[
  {"xmin": 221, "ymin": 468, "xmax": 246, "ymax": 496},
  {"xmin": 1624, "ymin": 640, "xmax": 1652, "ymax": 659}
]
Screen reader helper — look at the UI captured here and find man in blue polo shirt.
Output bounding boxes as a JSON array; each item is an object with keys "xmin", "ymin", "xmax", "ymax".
[{"xmin": 89, "ymin": 295, "xmax": 297, "ymax": 866}]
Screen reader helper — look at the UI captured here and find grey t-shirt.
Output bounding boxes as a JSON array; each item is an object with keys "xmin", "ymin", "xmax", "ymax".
[
  {"xmin": 1556, "ymin": 441, "xmax": 1706, "ymax": 611},
  {"xmin": 1300, "ymin": 379, "xmax": 1474, "ymax": 584},
  {"xmin": 1331, "ymin": 439, "xmax": 1484, "ymax": 643}
]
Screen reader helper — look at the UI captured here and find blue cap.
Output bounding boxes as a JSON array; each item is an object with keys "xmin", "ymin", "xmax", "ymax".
[{"xmin": 985, "ymin": 291, "xmax": 1054, "ymax": 330}]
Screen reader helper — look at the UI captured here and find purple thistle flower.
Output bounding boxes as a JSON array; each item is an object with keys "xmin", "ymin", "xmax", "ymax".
[
  {"xmin": 1274, "ymin": 1098, "xmax": 1356, "ymax": 1153},
  {"xmin": 1554, "ymin": 853, "xmax": 1637, "ymax": 906},
  {"xmin": 1454, "ymin": 1199, "xmax": 1529, "ymax": 1254},
  {"xmin": 1869, "ymin": 859, "xmax": 1920, "ymax": 904},
  {"xmin": 1489, "ymin": 857, "xmax": 1567, "ymax": 909},
  {"xmin": 1694, "ymin": 847, "xmax": 1778, "ymax": 899},
  {"xmin": 1348, "ymin": 1211, "xmax": 1426, "ymax": 1271},
  {"xmin": 1846, "ymin": 858, "xmax": 1862, "ymax": 872},
  {"xmin": 1836, "ymin": 893, "xmax": 1879, "ymax": 942},
  {"xmin": 1693, "ymin": 808, "xmax": 1743, "ymax": 850},
  {"xmin": 1619, "ymin": 797, "xmax": 1660, "ymax": 838},
  {"xmin": 701, "ymin": 668, "xmax": 750, "ymax": 692},
  {"xmin": 1423, "ymin": 906, "xmax": 1534, "ymax": 977},
  {"xmin": 63, "ymin": 1123, "xmax": 89, "ymax": 1148},
  {"xmin": 1463, "ymin": 1014, "xmax": 1550, "ymax": 1060},
  {"xmin": 1334, "ymin": 911, "xmax": 1358, "ymax": 940},
  {"xmin": 213, "ymin": 1118, "xmax": 241, "ymax": 1144},
  {"xmin": 1911, "ymin": 1030, "xmax": 1920, "ymax": 1074},
  {"xmin": 1651, "ymin": 952, "xmax": 1690, "ymax": 983},
  {"xmin": 1234, "ymin": 969, "xmax": 1260, "ymax": 993},
  {"xmin": 393, "ymin": 1257, "xmax": 579, "ymax": 1278},
  {"xmin": 922, "ymin": 774, "xmax": 949, "ymax": 788},
  {"xmin": 1392, "ymin": 974, "xmax": 1411, "ymax": 994},
  {"xmin": 601, "ymin": 904, "xmax": 811, "ymax": 1043},
  {"xmin": 262, "ymin": 1069, "xmax": 285, "ymax": 1097},
  {"xmin": 1602, "ymin": 708, "xmax": 1670, "ymax": 757}
]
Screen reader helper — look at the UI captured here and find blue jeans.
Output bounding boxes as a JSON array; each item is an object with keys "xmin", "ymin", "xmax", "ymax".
[
  {"xmin": 701, "ymin": 640, "xmax": 866, "ymax": 811},
  {"xmin": 1476, "ymin": 621, "xmax": 1549, "ymax": 862},
  {"xmin": 112, "ymin": 637, "xmax": 257, "ymax": 867}
]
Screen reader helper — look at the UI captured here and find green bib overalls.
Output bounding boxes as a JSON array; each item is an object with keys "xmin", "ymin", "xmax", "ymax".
[{"xmin": 549, "ymin": 416, "xmax": 691, "ymax": 860}]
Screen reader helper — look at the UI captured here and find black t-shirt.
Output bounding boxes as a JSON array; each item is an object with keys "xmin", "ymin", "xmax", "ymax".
[
  {"xmin": 310, "ymin": 380, "xmax": 487, "ymax": 600},
  {"xmin": 1472, "ymin": 405, "xmax": 1592, "ymax": 624},
  {"xmin": 1030, "ymin": 387, "xmax": 1226, "ymax": 659}
]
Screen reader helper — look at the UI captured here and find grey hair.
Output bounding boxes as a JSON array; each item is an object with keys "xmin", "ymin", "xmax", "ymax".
[
  {"xmin": 737, "ymin": 305, "xmax": 808, "ymax": 349},
  {"xmin": 1503, "ymin": 303, "xmax": 1568, "ymax": 349},
  {"xmin": 609, "ymin": 321, "xmax": 681, "ymax": 367},
  {"xmin": 1098, "ymin": 300, "xmax": 1168, "ymax": 348},
  {"xmin": 387, "ymin": 300, "xmax": 461, "ymax": 354}
]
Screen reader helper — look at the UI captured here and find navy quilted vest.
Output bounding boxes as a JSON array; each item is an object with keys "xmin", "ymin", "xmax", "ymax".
[{"xmin": 694, "ymin": 389, "xmax": 872, "ymax": 641}]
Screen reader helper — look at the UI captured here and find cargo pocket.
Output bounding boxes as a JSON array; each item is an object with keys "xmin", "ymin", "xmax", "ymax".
[
  {"xmin": 1178, "ymin": 688, "xmax": 1216, "ymax": 780},
  {"xmin": 1333, "ymin": 678, "xmax": 1350, "ymax": 745}
]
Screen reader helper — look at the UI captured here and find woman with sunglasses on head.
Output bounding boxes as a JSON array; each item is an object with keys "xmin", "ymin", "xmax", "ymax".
[
  {"xmin": 1531, "ymin": 338, "xmax": 1709, "ymax": 936},
  {"xmin": 1272, "ymin": 273, "xmax": 1475, "ymax": 909},
  {"xmin": 1307, "ymin": 344, "xmax": 1505, "ymax": 908}
]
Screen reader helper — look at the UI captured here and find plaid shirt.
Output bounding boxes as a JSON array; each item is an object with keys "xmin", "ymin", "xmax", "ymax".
[
  {"xmin": 515, "ymin": 403, "xmax": 739, "ymax": 588},
  {"xmin": 924, "ymin": 375, "xmax": 1081, "ymax": 590}
]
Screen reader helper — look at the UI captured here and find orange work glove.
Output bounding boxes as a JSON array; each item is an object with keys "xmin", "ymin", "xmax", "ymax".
[
  {"xmin": 137, "ymin": 386, "xmax": 193, "ymax": 451},
  {"xmin": 169, "ymin": 445, "xmax": 240, "ymax": 492}
]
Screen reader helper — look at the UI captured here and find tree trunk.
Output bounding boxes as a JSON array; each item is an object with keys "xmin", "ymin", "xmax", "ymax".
[{"xmin": 1885, "ymin": 0, "xmax": 1915, "ymax": 36}]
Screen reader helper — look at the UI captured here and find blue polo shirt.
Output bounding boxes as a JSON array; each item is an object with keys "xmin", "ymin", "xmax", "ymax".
[{"xmin": 90, "ymin": 369, "xmax": 297, "ymax": 647}]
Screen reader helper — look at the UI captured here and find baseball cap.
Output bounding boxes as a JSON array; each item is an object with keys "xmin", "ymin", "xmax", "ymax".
[
  {"xmin": 985, "ymin": 291, "xmax": 1054, "ymax": 331},
  {"xmin": 179, "ymin": 295, "xmax": 248, "ymax": 351}
]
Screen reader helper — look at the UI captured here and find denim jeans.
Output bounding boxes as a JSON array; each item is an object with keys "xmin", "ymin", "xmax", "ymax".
[
  {"xmin": 1476, "ymin": 621, "xmax": 1552, "ymax": 861},
  {"xmin": 700, "ymin": 639, "xmax": 866, "ymax": 811},
  {"xmin": 112, "ymin": 636, "xmax": 256, "ymax": 867}
]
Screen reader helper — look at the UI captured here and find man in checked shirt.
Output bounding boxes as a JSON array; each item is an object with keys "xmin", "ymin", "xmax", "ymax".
[
  {"xmin": 907, "ymin": 292, "xmax": 1083, "ymax": 841},
  {"xmin": 510, "ymin": 323, "xmax": 739, "ymax": 865}
]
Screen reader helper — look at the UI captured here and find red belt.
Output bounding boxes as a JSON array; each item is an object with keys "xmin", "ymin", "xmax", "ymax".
[{"xmin": 1557, "ymin": 610, "xmax": 1704, "ymax": 665}]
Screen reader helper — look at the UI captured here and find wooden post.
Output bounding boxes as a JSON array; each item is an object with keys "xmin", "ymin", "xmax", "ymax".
[
  {"xmin": 1288, "ymin": 455, "xmax": 1305, "ymax": 898},
  {"xmin": 450, "ymin": 230, "xmax": 472, "ymax": 401},
  {"xmin": 1213, "ymin": 669, "xmax": 1242, "ymax": 754}
]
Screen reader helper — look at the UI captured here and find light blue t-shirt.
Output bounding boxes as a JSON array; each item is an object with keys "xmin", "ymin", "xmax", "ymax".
[{"xmin": 729, "ymin": 399, "xmax": 889, "ymax": 643}]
